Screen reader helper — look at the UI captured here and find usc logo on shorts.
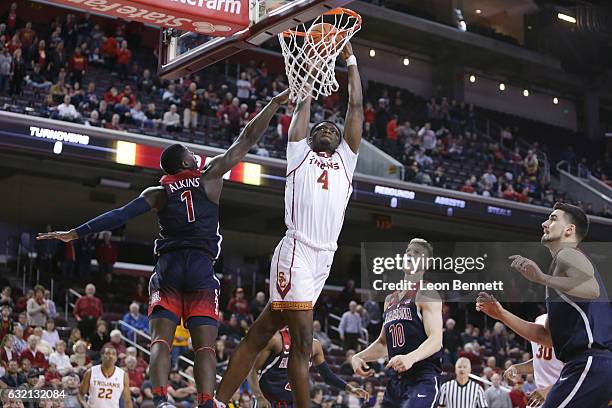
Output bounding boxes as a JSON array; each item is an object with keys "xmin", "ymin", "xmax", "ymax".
[{"xmin": 278, "ymin": 271, "xmax": 288, "ymax": 290}]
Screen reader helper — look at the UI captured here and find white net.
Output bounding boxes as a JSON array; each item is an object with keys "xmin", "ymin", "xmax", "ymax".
[{"xmin": 278, "ymin": 9, "xmax": 361, "ymax": 102}]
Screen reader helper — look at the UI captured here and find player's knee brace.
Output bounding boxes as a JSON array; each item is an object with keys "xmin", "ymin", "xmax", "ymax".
[
  {"xmin": 194, "ymin": 345, "xmax": 215, "ymax": 356},
  {"xmin": 150, "ymin": 338, "xmax": 172, "ymax": 354}
]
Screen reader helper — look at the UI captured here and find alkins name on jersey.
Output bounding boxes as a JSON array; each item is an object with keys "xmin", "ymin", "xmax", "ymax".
[
  {"xmin": 308, "ymin": 155, "xmax": 340, "ymax": 170},
  {"xmin": 168, "ymin": 177, "xmax": 200, "ymax": 193},
  {"xmin": 384, "ymin": 306, "xmax": 413, "ymax": 325}
]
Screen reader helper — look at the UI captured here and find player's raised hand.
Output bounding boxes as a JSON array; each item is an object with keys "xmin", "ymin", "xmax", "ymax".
[
  {"xmin": 503, "ymin": 364, "xmax": 519, "ymax": 383},
  {"xmin": 36, "ymin": 230, "xmax": 78, "ymax": 242},
  {"xmin": 385, "ymin": 354, "xmax": 415, "ymax": 373},
  {"xmin": 347, "ymin": 383, "xmax": 369, "ymax": 400},
  {"xmin": 475, "ymin": 292, "xmax": 504, "ymax": 319},
  {"xmin": 509, "ymin": 255, "xmax": 546, "ymax": 284},
  {"xmin": 340, "ymin": 41, "xmax": 354, "ymax": 61},
  {"xmin": 351, "ymin": 355, "xmax": 374, "ymax": 377},
  {"xmin": 271, "ymin": 89, "xmax": 290, "ymax": 106}
]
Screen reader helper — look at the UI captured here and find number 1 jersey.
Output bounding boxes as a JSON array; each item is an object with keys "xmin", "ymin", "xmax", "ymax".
[
  {"xmin": 154, "ymin": 169, "xmax": 221, "ymax": 257},
  {"xmin": 284, "ymin": 138, "xmax": 358, "ymax": 251}
]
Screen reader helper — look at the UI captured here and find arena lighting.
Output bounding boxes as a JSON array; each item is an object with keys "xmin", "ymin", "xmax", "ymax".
[
  {"xmin": 557, "ymin": 13, "xmax": 577, "ymax": 24},
  {"xmin": 475, "ymin": 9, "xmax": 482, "ymax": 14},
  {"xmin": 403, "ymin": 58, "xmax": 410, "ymax": 66},
  {"xmin": 469, "ymin": 75, "xmax": 476, "ymax": 83},
  {"xmin": 369, "ymin": 49, "xmax": 376, "ymax": 57},
  {"xmin": 553, "ymin": 97, "xmax": 559, "ymax": 104},
  {"xmin": 99, "ymin": 178, "xmax": 131, "ymax": 189},
  {"xmin": 523, "ymin": 89, "xmax": 529, "ymax": 97},
  {"xmin": 499, "ymin": 83, "xmax": 506, "ymax": 91}
]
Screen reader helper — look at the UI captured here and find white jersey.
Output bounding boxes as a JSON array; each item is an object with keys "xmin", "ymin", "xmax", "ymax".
[
  {"xmin": 88, "ymin": 365, "xmax": 125, "ymax": 408},
  {"xmin": 284, "ymin": 138, "xmax": 358, "ymax": 251},
  {"xmin": 531, "ymin": 314, "xmax": 563, "ymax": 389}
]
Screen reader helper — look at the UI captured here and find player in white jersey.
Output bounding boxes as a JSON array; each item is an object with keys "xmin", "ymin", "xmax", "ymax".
[
  {"xmin": 497, "ymin": 314, "xmax": 563, "ymax": 407},
  {"xmin": 216, "ymin": 42, "xmax": 363, "ymax": 408},
  {"xmin": 79, "ymin": 346, "xmax": 132, "ymax": 408}
]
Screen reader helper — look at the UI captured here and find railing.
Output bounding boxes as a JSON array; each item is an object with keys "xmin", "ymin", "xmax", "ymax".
[
  {"xmin": 64, "ymin": 288, "xmax": 82, "ymax": 323},
  {"xmin": 588, "ymin": 174, "xmax": 612, "ymax": 198},
  {"xmin": 116, "ymin": 320, "xmax": 222, "ymax": 383},
  {"xmin": 555, "ymin": 160, "xmax": 612, "ymax": 214},
  {"xmin": 468, "ymin": 373, "xmax": 511, "ymax": 392},
  {"xmin": 327, "ymin": 313, "xmax": 370, "ymax": 347}
]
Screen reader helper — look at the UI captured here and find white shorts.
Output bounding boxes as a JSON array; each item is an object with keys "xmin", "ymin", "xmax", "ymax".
[{"xmin": 269, "ymin": 235, "xmax": 335, "ymax": 311}]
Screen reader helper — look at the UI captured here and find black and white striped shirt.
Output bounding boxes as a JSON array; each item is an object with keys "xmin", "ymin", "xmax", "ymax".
[{"xmin": 438, "ymin": 379, "xmax": 488, "ymax": 408}]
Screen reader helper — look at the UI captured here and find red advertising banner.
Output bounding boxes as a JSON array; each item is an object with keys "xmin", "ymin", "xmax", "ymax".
[{"xmin": 52, "ymin": 0, "xmax": 250, "ymax": 34}]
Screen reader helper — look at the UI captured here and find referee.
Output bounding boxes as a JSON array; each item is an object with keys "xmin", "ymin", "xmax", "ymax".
[{"xmin": 438, "ymin": 357, "xmax": 488, "ymax": 408}]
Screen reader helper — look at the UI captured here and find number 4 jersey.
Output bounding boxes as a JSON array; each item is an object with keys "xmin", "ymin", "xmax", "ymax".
[
  {"xmin": 154, "ymin": 169, "xmax": 221, "ymax": 258},
  {"xmin": 284, "ymin": 138, "xmax": 358, "ymax": 251},
  {"xmin": 531, "ymin": 314, "xmax": 564, "ymax": 389}
]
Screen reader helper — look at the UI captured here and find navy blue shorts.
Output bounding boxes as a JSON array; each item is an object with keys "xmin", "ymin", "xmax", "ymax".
[
  {"xmin": 148, "ymin": 248, "xmax": 220, "ymax": 325},
  {"xmin": 542, "ymin": 349, "xmax": 612, "ymax": 408},
  {"xmin": 382, "ymin": 374, "xmax": 441, "ymax": 408}
]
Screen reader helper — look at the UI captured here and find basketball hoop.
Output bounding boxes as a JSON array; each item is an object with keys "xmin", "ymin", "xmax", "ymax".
[{"xmin": 279, "ymin": 8, "xmax": 362, "ymax": 101}]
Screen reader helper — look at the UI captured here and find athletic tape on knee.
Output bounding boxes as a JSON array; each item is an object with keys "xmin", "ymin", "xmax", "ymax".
[
  {"xmin": 194, "ymin": 345, "xmax": 215, "ymax": 356},
  {"xmin": 150, "ymin": 338, "xmax": 172, "ymax": 353}
]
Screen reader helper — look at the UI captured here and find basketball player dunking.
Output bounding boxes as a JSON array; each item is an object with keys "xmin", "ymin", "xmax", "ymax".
[
  {"xmin": 215, "ymin": 42, "xmax": 363, "ymax": 408},
  {"xmin": 37, "ymin": 90, "xmax": 290, "ymax": 408},
  {"xmin": 352, "ymin": 239, "xmax": 443, "ymax": 407},
  {"xmin": 79, "ymin": 347, "xmax": 131, "ymax": 408},
  {"xmin": 248, "ymin": 328, "xmax": 368, "ymax": 408},
  {"xmin": 503, "ymin": 314, "xmax": 563, "ymax": 407},
  {"xmin": 477, "ymin": 202, "xmax": 612, "ymax": 408}
]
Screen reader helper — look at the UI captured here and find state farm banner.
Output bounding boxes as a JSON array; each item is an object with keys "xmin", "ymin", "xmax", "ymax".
[{"xmin": 53, "ymin": 0, "xmax": 250, "ymax": 34}]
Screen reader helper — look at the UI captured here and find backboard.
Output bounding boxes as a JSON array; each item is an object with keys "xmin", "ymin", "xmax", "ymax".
[{"xmin": 158, "ymin": 0, "xmax": 354, "ymax": 79}]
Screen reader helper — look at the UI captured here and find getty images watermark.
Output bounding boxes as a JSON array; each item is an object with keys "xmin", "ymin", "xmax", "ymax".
[{"xmin": 360, "ymin": 241, "xmax": 611, "ymax": 303}]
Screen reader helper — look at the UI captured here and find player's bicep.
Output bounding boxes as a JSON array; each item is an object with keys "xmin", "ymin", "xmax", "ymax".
[
  {"xmin": 288, "ymin": 97, "xmax": 312, "ymax": 142},
  {"xmin": 419, "ymin": 298, "xmax": 443, "ymax": 341},
  {"xmin": 141, "ymin": 187, "xmax": 166, "ymax": 211}
]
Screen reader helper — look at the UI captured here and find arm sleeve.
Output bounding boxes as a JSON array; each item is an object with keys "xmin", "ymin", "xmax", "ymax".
[
  {"xmin": 74, "ymin": 196, "xmax": 151, "ymax": 238},
  {"xmin": 315, "ymin": 361, "xmax": 347, "ymax": 391}
]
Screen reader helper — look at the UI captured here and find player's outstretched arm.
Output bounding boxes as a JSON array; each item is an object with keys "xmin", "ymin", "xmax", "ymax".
[
  {"xmin": 312, "ymin": 340, "xmax": 369, "ymax": 399},
  {"xmin": 246, "ymin": 334, "xmax": 278, "ymax": 408},
  {"xmin": 352, "ymin": 298, "xmax": 390, "ymax": 377},
  {"xmin": 288, "ymin": 94, "xmax": 312, "ymax": 143},
  {"xmin": 78, "ymin": 369, "xmax": 92, "ymax": 408},
  {"xmin": 504, "ymin": 359, "xmax": 534, "ymax": 383},
  {"xmin": 341, "ymin": 42, "xmax": 363, "ymax": 154},
  {"xmin": 387, "ymin": 298, "xmax": 443, "ymax": 373},
  {"xmin": 476, "ymin": 292, "xmax": 553, "ymax": 347},
  {"xmin": 204, "ymin": 90, "xmax": 290, "ymax": 179},
  {"xmin": 36, "ymin": 187, "xmax": 164, "ymax": 242}
]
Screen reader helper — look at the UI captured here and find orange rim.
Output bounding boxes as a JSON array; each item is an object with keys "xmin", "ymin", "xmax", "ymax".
[{"xmin": 281, "ymin": 8, "xmax": 362, "ymax": 38}]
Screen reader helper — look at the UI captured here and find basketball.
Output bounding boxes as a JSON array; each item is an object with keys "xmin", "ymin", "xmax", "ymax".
[{"xmin": 304, "ymin": 22, "xmax": 345, "ymax": 59}]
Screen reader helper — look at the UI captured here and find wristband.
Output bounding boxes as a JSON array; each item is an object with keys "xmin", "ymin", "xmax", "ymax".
[{"xmin": 346, "ymin": 55, "xmax": 357, "ymax": 67}]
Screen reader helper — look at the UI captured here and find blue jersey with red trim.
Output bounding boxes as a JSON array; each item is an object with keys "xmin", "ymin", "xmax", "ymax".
[
  {"xmin": 383, "ymin": 291, "xmax": 442, "ymax": 378},
  {"xmin": 546, "ymin": 250, "xmax": 611, "ymax": 362},
  {"xmin": 259, "ymin": 329, "xmax": 294, "ymax": 403},
  {"xmin": 154, "ymin": 170, "xmax": 221, "ymax": 257}
]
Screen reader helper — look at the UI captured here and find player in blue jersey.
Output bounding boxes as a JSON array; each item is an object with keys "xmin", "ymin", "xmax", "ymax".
[
  {"xmin": 247, "ymin": 327, "xmax": 368, "ymax": 408},
  {"xmin": 477, "ymin": 202, "xmax": 612, "ymax": 408},
  {"xmin": 36, "ymin": 89, "xmax": 290, "ymax": 408},
  {"xmin": 351, "ymin": 239, "xmax": 443, "ymax": 407}
]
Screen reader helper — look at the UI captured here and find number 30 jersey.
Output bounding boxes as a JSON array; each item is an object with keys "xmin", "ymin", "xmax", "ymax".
[
  {"xmin": 154, "ymin": 170, "xmax": 221, "ymax": 258},
  {"xmin": 284, "ymin": 138, "xmax": 358, "ymax": 251},
  {"xmin": 383, "ymin": 291, "xmax": 442, "ymax": 378},
  {"xmin": 530, "ymin": 314, "xmax": 564, "ymax": 389}
]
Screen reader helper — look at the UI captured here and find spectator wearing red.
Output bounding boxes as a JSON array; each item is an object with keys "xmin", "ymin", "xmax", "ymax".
[
  {"xmin": 125, "ymin": 355, "xmax": 144, "ymax": 391},
  {"xmin": 0, "ymin": 305, "xmax": 12, "ymax": 340},
  {"xmin": 68, "ymin": 46, "xmax": 87, "ymax": 85},
  {"xmin": 18, "ymin": 22, "xmax": 36, "ymax": 51},
  {"xmin": 119, "ymin": 85, "xmax": 137, "ymax": 107},
  {"xmin": 96, "ymin": 231, "xmax": 117, "ymax": 275},
  {"xmin": 277, "ymin": 104, "xmax": 293, "ymax": 144},
  {"xmin": 44, "ymin": 362, "xmax": 62, "ymax": 387},
  {"xmin": 4, "ymin": 3, "xmax": 19, "ymax": 36},
  {"xmin": 116, "ymin": 40, "xmax": 131, "ymax": 80},
  {"xmin": 0, "ymin": 333, "xmax": 16, "ymax": 366},
  {"xmin": 103, "ymin": 86, "xmax": 121, "ymax": 106},
  {"xmin": 105, "ymin": 113, "xmax": 123, "ymax": 131},
  {"xmin": 100, "ymin": 35, "xmax": 117, "ymax": 68},
  {"xmin": 32, "ymin": 40, "xmax": 47, "ymax": 70},
  {"xmin": 386, "ymin": 114, "xmax": 399, "ymax": 151},
  {"xmin": 460, "ymin": 178, "xmax": 476, "ymax": 194},
  {"xmin": 363, "ymin": 102, "xmax": 376, "ymax": 125},
  {"xmin": 226, "ymin": 287, "xmax": 249, "ymax": 318},
  {"xmin": 20, "ymin": 335, "xmax": 47, "ymax": 370},
  {"xmin": 509, "ymin": 379, "xmax": 527, "ymax": 408},
  {"xmin": 73, "ymin": 283, "xmax": 103, "ymax": 342}
]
